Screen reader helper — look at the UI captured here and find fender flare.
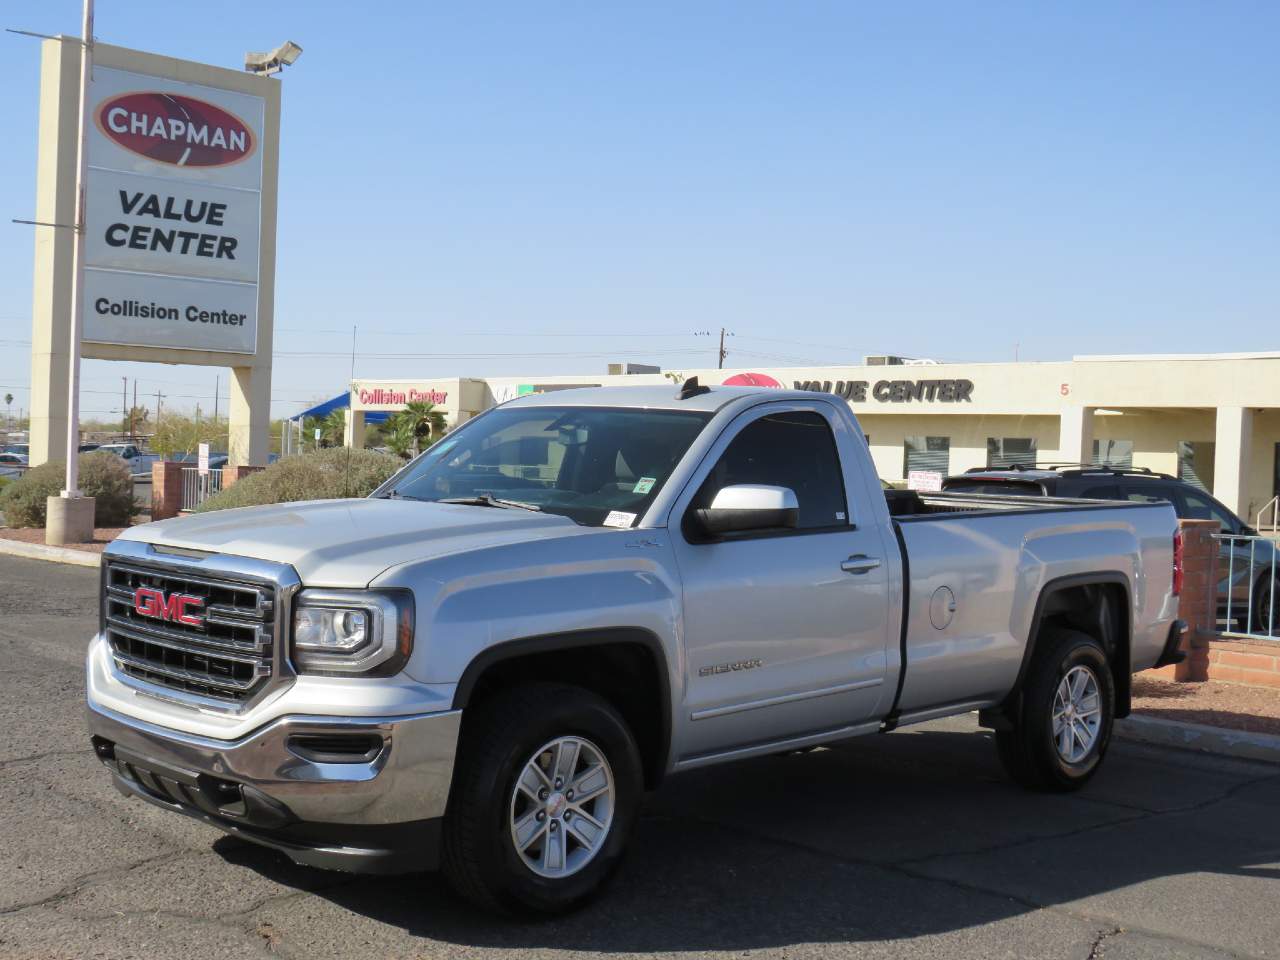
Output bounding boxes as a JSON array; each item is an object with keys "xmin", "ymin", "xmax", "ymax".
[
  {"xmin": 1015, "ymin": 571, "xmax": 1132, "ymax": 690},
  {"xmin": 982, "ymin": 572, "xmax": 1133, "ymax": 730},
  {"xmin": 450, "ymin": 627, "xmax": 674, "ymax": 780}
]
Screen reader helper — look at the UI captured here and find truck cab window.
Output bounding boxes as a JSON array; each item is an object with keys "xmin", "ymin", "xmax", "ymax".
[{"xmin": 696, "ymin": 411, "xmax": 848, "ymax": 530}]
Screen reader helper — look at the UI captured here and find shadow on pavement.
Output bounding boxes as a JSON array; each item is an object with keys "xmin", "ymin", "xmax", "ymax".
[{"xmin": 216, "ymin": 723, "xmax": 1280, "ymax": 952}]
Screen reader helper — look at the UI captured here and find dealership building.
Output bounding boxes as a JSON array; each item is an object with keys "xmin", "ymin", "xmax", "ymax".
[{"xmin": 313, "ymin": 352, "xmax": 1280, "ymax": 524}]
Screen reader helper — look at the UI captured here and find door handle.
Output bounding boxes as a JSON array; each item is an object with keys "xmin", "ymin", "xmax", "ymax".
[{"xmin": 841, "ymin": 555, "xmax": 881, "ymax": 575}]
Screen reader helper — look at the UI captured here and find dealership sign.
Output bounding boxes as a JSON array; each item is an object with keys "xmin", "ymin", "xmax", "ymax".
[
  {"xmin": 793, "ymin": 378, "xmax": 974, "ymax": 403},
  {"xmin": 352, "ymin": 382, "xmax": 455, "ymax": 412},
  {"xmin": 82, "ymin": 67, "xmax": 265, "ymax": 354}
]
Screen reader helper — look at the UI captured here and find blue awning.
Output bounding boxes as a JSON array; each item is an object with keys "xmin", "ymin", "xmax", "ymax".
[{"xmin": 289, "ymin": 393, "xmax": 391, "ymax": 424}]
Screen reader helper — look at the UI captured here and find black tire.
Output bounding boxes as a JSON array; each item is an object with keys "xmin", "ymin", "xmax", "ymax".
[
  {"xmin": 441, "ymin": 682, "xmax": 643, "ymax": 916},
  {"xmin": 1252, "ymin": 576, "xmax": 1279, "ymax": 636},
  {"xmin": 996, "ymin": 627, "xmax": 1115, "ymax": 792}
]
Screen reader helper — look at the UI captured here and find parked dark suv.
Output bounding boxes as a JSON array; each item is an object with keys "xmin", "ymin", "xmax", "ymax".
[{"xmin": 943, "ymin": 464, "xmax": 1278, "ymax": 633}]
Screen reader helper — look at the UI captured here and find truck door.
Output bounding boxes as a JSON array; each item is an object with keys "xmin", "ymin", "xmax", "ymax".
[{"xmin": 669, "ymin": 400, "xmax": 893, "ymax": 760}]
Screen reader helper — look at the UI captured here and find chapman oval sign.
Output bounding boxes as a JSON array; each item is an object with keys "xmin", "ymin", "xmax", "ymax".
[{"xmin": 96, "ymin": 92, "xmax": 255, "ymax": 167}]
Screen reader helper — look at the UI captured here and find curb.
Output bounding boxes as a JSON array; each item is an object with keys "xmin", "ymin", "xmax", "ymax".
[
  {"xmin": 0, "ymin": 537, "xmax": 101, "ymax": 568},
  {"xmin": 1116, "ymin": 714, "xmax": 1280, "ymax": 765}
]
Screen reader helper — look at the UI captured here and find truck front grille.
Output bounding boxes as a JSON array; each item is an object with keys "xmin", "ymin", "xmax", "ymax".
[{"xmin": 103, "ymin": 557, "xmax": 278, "ymax": 705}]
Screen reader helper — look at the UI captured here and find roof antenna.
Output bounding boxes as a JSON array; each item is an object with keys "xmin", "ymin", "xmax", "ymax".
[{"xmin": 677, "ymin": 375, "xmax": 710, "ymax": 400}]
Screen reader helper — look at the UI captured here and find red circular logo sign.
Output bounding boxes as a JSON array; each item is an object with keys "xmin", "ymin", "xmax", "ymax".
[
  {"xmin": 97, "ymin": 92, "xmax": 255, "ymax": 168},
  {"xmin": 721, "ymin": 372, "xmax": 783, "ymax": 388}
]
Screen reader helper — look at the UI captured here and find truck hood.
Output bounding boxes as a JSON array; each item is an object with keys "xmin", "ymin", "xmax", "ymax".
[{"xmin": 117, "ymin": 498, "xmax": 591, "ymax": 586}]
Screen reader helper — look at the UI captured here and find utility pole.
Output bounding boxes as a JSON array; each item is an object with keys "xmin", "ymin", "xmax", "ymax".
[
  {"xmin": 694, "ymin": 328, "xmax": 734, "ymax": 369},
  {"xmin": 121, "ymin": 377, "xmax": 127, "ymax": 440},
  {"xmin": 61, "ymin": 0, "xmax": 94, "ymax": 498},
  {"xmin": 155, "ymin": 389, "xmax": 164, "ymax": 434},
  {"xmin": 212, "ymin": 374, "xmax": 219, "ymax": 423},
  {"xmin": 132, "ymin": 380, "xmax": 137, "ymax": 442}
]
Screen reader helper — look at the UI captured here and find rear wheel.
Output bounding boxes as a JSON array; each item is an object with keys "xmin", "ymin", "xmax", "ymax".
[
  {"xmin": 442, "ymin": 683, "xmax": 643, "ymax": 916},
  {"xmin": 996, "ymin": 628, "xmax": 1114, "ymax": 792}
]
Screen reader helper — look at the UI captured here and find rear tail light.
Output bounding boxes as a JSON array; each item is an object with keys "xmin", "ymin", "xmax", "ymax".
[{"xmin": 1172, "ymin": 530, "xmax": 1184, "ymax": 597}]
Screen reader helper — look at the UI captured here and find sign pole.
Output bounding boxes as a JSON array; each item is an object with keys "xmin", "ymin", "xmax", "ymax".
[{"xmin": 62, "ymin": 0, "xmax": 94, "ymax": 498}]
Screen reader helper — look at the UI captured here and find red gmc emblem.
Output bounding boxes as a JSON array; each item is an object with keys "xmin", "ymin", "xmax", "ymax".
[{"xmin": 134, "ymin": 586, "xmax": 204, "ymax": 627}]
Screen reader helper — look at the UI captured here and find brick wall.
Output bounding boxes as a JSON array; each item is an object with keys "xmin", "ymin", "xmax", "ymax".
[
  {"xmin": 1149, "ymin": 519, "xmax": 1218, "ymax": 683},
  {"xmin": 150, "ymin": 461, "xmax": 185, "ymax": 521},
  {"xmin": 1206, "ymin": 639, "xmax": 1280, "ymax": 689},
  {"xmin": 221, "ymin": 464, "xmax": 264, "ymax": 488}
]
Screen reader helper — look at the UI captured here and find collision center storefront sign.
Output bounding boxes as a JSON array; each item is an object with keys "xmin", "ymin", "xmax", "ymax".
[{"xmin": 82, "ymin": 67, "xmax": 264, "ymax": 354}]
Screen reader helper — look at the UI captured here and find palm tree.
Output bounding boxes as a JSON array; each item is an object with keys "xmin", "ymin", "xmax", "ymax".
[
  {"xmin": 323, "ymin": 410, "xmax": 347, "ymax": 448},
  {"xmin": 385, "ymin": 418, "xmax": 416, "ymax": 460},
  {"xmin": 397, "ymin": 401, "xmax": 446, "ymax": 456}
]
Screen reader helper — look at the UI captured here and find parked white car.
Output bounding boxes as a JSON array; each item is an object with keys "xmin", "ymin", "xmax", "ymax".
[{"xmin": 0, "ymin": 452, "xmax": 28, "ymax": 479}]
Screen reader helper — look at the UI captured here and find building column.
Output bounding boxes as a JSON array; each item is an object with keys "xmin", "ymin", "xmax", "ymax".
[
  {"xmin": 1058, "ymin": 406, "xmax": 1095, "ymax": 466},
  {"xmin": 228, "ymin": 365, "xmax": 271, "ymax": 467},
  {"xmin": 343, "ymin": 409, "xmax": 365, "ymax": 449},
  {"xmin": 27, "ymin": 38, "xmax": 80, "ymax": 466},
  {"xmin": 1213, "ymin": 406, "xmax": 1253, "ymax": 518}
]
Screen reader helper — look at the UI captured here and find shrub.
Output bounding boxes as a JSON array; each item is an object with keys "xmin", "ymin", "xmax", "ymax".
[
  {"xmin": 0, "ymin": 453, "xmax": 136, "ymax": 528},
  {"xmin": 195, "ymin": 448, "xmax": 402, "ymax": 513}
]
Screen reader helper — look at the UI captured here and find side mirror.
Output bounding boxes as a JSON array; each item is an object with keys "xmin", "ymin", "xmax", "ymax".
[{"xmin": 695, "ymin": 484, "xmax": 799, "ymax": 536}]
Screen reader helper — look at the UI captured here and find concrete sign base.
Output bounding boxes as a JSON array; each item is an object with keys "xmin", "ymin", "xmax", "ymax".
[{"xmin": 46, "ymin": 495, "xmax": 95, "ymax": 545}]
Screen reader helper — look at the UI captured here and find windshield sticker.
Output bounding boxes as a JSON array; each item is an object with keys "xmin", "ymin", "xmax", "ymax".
[
  {"xmin": 633, "ymin": 477, "xmax": 657, "ymax": 495},
  {"xmin": 603, "ymin": 510, "xmax": 637, "ymax": 529}
]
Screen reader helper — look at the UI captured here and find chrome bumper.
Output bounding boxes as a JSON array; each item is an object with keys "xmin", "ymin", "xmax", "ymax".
[{"xmin": 86, "ymin": 700, "xmax": 461, "ymax": 873}]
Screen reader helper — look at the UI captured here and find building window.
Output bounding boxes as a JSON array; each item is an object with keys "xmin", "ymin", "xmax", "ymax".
[
  {"xmin": 1093, "ymin": 439, "xmax": 1134, "ymax": 470},
  {"xmin": 1274, "ymin": 443, "xmax": 1280, "ymax": 498},
  {"xmin": 904, "ymin": 436, "xmax": 950, "ymax": 478},
  {"xmin": 1177, "ymin": 441, "xmax": 1215, "ymax": 491},
  {"xmin": 987, "ymin": 437, "xmax": 1037, "ymax": 469}
]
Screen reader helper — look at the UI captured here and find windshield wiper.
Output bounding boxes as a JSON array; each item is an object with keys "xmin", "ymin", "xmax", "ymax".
[
  {"xmin": 439, "ymin": 495, "xmax": 543, "ymax": 512},
  {"xmin": 379, "ymin": 488, "xmax": 425, "ymax": 501}
]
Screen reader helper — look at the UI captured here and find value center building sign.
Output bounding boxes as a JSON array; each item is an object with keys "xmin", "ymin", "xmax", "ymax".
[{"xmin": 82, "ymin": 67, "xmax": 264, "ymax": 354}]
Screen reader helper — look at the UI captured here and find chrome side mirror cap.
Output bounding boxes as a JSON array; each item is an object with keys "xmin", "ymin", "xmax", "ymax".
[{"xmin": 695, "ymin": 484, "xmax": 799, "ymax": 536}]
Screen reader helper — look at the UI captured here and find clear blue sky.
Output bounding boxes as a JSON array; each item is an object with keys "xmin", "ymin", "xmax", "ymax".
[{"xmin": 1, "ymin": 1, "xmax": 1276, "ymax": 421}]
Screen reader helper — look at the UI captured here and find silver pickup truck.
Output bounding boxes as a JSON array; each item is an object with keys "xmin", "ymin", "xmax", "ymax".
[{"xmin": 86, "ymin": 382, "xmax": 1185, "ymax": 915}]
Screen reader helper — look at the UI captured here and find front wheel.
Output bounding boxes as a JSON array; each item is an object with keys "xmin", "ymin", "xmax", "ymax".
[
  {"xmin": 441, "ymin": 683, "xmax": 643, "ymax": 916},
  {"xmin": 996, "ymin": 628, "xmax": 1115, "ymax": 792},
  {"xmin": 1252, "ymin": 576, "xmax": 1279, "ymax": 636}
]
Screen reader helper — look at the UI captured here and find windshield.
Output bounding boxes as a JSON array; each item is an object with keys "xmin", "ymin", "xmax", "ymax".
[{"xmin": 377, "ymin": 406, "xmax": 712, "ymax": 527}]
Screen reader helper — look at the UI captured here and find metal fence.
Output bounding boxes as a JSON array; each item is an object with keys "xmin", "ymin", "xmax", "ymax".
[
  {"xmin": 1214, "ymin": 532, "xmax": 1279, "ymax": 640},
  {"xmin": 180, "ymin": 467, "xmax": 223, "ymax": 512},
  {"xmin": 1257, "ymin": 496, "xmax": 1279, "ymax": 536}
]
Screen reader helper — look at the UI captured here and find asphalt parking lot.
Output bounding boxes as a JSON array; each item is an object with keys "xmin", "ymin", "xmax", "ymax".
[{"xmin": 2, "ymin": 554, "xmax": 1279, "ymax": 960}]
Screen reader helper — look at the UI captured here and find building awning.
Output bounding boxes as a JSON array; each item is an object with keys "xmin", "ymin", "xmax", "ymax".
[{"xmin": 289, "ymin": 393, "xmax": 391, "ymax": 424}]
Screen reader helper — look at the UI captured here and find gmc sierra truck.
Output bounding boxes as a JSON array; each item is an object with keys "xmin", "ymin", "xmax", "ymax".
[{"xmin": 87, "ymin": 382, "xmax": 1185, "ymax": 915}]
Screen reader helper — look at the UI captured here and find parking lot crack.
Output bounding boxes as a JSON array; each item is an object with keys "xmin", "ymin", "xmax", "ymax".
[
  {"xmin": 0, "ymin": 849, "xmax": 186, "ymax": 918},
  {"xmin": 1086, "ymin": 925, "xmax": 1122, "ymax": 958},
  {"xmin": 0, "ymin": 747, "xmax": 88, "ymax": 771}
]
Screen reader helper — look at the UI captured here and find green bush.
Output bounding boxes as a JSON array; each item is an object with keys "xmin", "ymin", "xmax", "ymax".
[
  {"xmin": 0, "ymin": 453, "xmax": 136, "ymax": 528},
  {"xmin": 195, "ymin": 448, "xmax": 402, "ymax": 513}
]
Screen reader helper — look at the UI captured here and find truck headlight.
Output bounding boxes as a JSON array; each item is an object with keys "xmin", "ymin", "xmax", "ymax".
[{"xmin": 291, "ymin": 590, "xmax": 414, "ymax": 675}]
